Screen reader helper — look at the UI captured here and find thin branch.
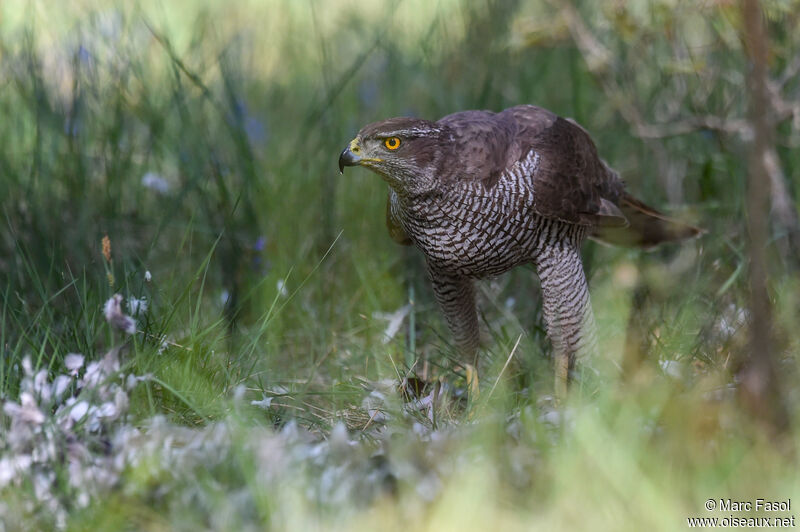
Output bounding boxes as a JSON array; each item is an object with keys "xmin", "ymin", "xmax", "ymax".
[
  {"xmin": 777, "ymin": 54, "xmax": 800, "ymax": 88},
  {"xmin": 634, "ymin": 116, "xmax": 750, "ymax": 138},
  {"xmin": 633, "ymin": 97, "xmax": 798, "ymax": 140},
  {"xmin": 555, "ymin": 0, "xmax": 685, "ymax": 202},
  {"xmin": 555, "ymin": 0, "xmax": 800, "ymax": 250}
]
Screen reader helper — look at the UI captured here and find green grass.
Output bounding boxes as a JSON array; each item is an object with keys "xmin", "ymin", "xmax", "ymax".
[{"xmin": 1, "ymin": 1, "xmax": 799, "ymax": 530}]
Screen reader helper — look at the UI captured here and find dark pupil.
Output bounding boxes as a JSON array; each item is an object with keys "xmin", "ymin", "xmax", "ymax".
[{"xmin": 388, "ymin": 138, "xmax": 396, "ymax": 147}]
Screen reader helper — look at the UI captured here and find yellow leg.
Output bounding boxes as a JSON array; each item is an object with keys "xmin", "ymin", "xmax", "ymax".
[
  {"xmin": 465, "ymin": 363, "xmax": 480, "ymax": 399},
  {"xmin": 554, "ymin": 351, "xmax": 569, "ymax": 402}
]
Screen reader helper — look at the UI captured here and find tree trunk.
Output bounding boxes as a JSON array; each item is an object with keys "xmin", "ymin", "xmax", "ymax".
[{"xmin": 738, "ymin": 0, "xmax": 790, "ymax": 436}]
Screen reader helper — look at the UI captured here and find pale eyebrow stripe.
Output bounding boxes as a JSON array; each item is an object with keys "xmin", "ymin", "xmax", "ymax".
[{"xmin": 375, "ymin": 127, "xmax": 441, "ymax": 138}]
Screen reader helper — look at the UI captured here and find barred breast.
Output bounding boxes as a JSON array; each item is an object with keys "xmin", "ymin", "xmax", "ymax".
[{"xmin": 392, "ymin": 149, "xmax": 586, "ymax": 278}]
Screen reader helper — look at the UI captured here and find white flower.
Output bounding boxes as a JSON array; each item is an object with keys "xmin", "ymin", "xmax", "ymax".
[
  {"xmin": 144, "ymin": 270, "xmax": 152, "ymax": 282},
  {"xmin": 141, "ymin": 172, "xmax": 170, "ymax": 194}
]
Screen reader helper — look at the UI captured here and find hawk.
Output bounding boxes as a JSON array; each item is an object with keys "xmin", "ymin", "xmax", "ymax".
[{"xmin": 338, "ymin": 105, "xmax": 700, "ymax": 397}]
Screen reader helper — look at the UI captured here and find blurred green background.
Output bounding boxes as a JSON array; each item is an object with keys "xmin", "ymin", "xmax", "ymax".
[{"xmin": 0, "ymin": 1, "xmax": 798, "ymax": 530}]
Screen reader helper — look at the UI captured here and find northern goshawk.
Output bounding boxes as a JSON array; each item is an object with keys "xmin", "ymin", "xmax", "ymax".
[{"xmin": 339, "ymin": 105, "xmax": 699, "ymax": 397}]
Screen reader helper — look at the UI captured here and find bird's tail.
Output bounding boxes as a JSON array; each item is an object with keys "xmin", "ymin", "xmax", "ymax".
[{"xmin": 590, "ymin": 193, "xmax": 703, "ymax": 248}]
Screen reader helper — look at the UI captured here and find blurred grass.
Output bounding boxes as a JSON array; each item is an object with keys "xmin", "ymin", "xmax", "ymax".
[{"xmin": 0, "ymin": 0, "xmax": 799, "ymax": 530}]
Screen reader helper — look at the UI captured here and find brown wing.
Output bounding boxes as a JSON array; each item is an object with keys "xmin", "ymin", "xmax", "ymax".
[
  {"xmin": 437, "ymin": 105, "xmax": 626, "ymax": 227},
  {"xmin": 436, "ymin": 110, "xmax": 517, "ymax": 189},
  {"xmin": 504, "ymin": 106, "xmax": 626, "ymax": 226}
]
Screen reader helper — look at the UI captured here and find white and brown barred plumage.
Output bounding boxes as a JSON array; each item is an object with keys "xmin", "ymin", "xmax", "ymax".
[{"xmin": 339, "ymin": 105, "xmax": 700, "ymax": 396}]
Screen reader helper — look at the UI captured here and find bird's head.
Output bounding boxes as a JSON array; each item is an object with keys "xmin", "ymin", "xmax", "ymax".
[{"xmin": 338, "ymin": 117, "xmax": 451, "ymax": 197}]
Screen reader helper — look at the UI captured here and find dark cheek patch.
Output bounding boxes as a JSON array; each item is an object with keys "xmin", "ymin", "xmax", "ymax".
[{"xmin": 409, "ymin": 139, "xmax": 438, "ymax": 168}]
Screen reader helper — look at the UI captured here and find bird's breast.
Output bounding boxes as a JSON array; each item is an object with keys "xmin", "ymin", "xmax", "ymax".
[{"xmin": 397, "ymin": 181, "xmax": 553, "ymax": 277}]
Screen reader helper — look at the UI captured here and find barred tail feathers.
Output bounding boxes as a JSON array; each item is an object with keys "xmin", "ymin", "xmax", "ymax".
[{"xmin": 591, "ymin": 193, "xmax": 703, "ymax": 248}]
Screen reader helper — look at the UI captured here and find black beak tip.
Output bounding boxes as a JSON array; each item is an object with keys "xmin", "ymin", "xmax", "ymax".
[{"xmin": 338, "ymin": 147, "xmax": 360, "ymax": 174}]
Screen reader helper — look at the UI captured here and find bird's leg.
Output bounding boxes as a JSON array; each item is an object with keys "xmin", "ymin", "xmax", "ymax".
[
  {"xmin": 426, "ymin": 266, "xmax": 481, "ymax": 398},
  {"xmin": 536, "ymin": 242, "xmax": 598, "ymax": 401},
  {"xmin": 463, "ymin": 364, "xmax": 480, "ymax": 399}
]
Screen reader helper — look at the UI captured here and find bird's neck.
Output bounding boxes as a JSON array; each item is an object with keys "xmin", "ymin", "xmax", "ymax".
[{"xmin": 393, "ymin": 182, "xmax": 484, "ymax": 225}]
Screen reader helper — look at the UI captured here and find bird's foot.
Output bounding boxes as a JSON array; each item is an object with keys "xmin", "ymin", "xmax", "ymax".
[
  {"xmin": 449, "ymin": 363, "xmax": 480, "ymax": 419},
  {"xmin": 464, "ymin": 363, "xmax": 481, "ymax": 419},
  {"xmin": 554, "ymin": 352, "xmax": 569, "ymax": 403},
  {"xmin": 464, "ymin": 363, "xmax": 480, "ymax": 400}
]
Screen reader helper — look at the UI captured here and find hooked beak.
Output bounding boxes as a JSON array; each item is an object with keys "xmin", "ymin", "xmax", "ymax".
[
  {"xmin": 338, "ymin": 138, "xmax": 362, "ymax": 173},
  {"xmin": 338, "ymin": 148, "xmax": 360, "ymax": 173}
]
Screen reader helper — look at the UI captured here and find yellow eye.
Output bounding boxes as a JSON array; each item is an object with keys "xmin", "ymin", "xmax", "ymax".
[{"xmin": 384, "ymin": 137, "xmax": 401, "ymax": 150}]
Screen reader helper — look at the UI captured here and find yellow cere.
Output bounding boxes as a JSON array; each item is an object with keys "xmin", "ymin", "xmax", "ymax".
[{"xmin": 384, "ymin": 137, "xmax": 401, "ymax": 150}]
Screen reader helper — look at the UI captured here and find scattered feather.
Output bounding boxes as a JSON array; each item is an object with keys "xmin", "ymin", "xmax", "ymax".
[
  {"xmin": 64, "ymin": 353, "xmax": 85, "ymax": 373},
  {"xmin": 373, "ymin": 304, "xmax": 412, "ymax": 344},
  {"xmin": 127, "ymin": 296, "xmax": 148, "ymax": 316},
  {"xmin": 141, "ymin": 172, "xmax": 170, "ymax": 194},
  {"xmin": 103, "ymin": 294, "xmax": 136, "ymax": 334},
  {"xmin": 251, "ymin": 396, "xmax": 273, "ymax": 409}
]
